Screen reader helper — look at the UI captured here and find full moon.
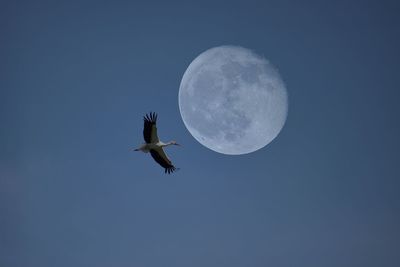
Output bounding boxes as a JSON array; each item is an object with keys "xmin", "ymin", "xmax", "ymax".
[{"xmin": 179, "ymin": 46, "xmax": 288, "ymax": 155}]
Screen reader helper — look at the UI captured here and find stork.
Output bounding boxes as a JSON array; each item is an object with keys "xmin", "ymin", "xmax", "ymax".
[{"xmin": 133, "ymin": 112, "xmax": 180, "ymax": 174}]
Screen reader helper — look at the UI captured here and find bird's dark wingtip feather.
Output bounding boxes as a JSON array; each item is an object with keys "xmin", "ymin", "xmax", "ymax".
[
  {"xmin": 164, "ymin": 166, "xmax": 179, "ymax": 175},
  {"xmin": 144, "ymin": 112, "xmax": 157, "ymax": 124}
]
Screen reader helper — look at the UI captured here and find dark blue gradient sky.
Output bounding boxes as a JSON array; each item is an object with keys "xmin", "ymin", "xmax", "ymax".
[{"xmin": 1, "ymin": 1, "xmax": 400, "ymax": 266}]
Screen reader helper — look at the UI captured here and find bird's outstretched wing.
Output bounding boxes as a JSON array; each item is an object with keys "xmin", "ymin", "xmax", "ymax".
[
  {"xmin": 150, "ymin": 148, "xmax": 178, "ymax": 174},
  {"xmin": 143, "ymin": 112, "xmax": 159, "ymax": 143}
]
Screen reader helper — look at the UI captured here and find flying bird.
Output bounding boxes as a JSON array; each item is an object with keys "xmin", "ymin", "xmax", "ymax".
[{"xmin": 133, "ymin": 112, "xmax": 180, "ymax": 174}]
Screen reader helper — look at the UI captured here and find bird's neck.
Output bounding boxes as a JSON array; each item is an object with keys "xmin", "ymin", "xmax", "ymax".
[{"xmin": 160, "ymin": 141, "xmax": 174, "ymax": 147}]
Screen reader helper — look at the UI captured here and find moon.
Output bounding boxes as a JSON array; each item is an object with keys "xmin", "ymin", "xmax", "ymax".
[{"xmin": 179, "ymin": 46, "xmax": 288, "ymax": 155}]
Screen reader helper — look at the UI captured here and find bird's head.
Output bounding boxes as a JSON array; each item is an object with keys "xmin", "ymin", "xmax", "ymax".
[{"xmin": 170, "ymin": 140, "xmax": 181, "ymax": 146}]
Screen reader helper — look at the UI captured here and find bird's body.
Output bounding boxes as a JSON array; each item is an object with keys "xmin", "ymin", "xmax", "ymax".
[
  {"xmin": 134, "ymin": 112, "xmax": 180, "ymax": 174},
  {"xmin": 136, "ymin": 141, "xmax": 176, "ymax": 153}
]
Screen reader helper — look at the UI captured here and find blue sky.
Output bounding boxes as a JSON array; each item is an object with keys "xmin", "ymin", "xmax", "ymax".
[{"xmin": 1, "ymin": 0, "xmax": 400, "ymax": 266}]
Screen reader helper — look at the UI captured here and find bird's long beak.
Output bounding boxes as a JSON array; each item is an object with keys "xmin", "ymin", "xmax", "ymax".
[
  {"xmin": 132, "ymin": 148, "xmax": 140, "ymax": 151},
  {"xmin": 175, "ymin": 143, "xmax": 182, "ymax": 147}
]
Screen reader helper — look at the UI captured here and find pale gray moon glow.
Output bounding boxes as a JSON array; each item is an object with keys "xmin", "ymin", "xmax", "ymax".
[{"xmin": 179, "ymin": 46, "xmax": 288, "ymax": 155}]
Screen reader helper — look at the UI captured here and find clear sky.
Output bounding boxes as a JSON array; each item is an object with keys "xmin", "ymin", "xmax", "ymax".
[{"xmin": 1, "ymin": 0, "xmax": 399, "ymax": 266}]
